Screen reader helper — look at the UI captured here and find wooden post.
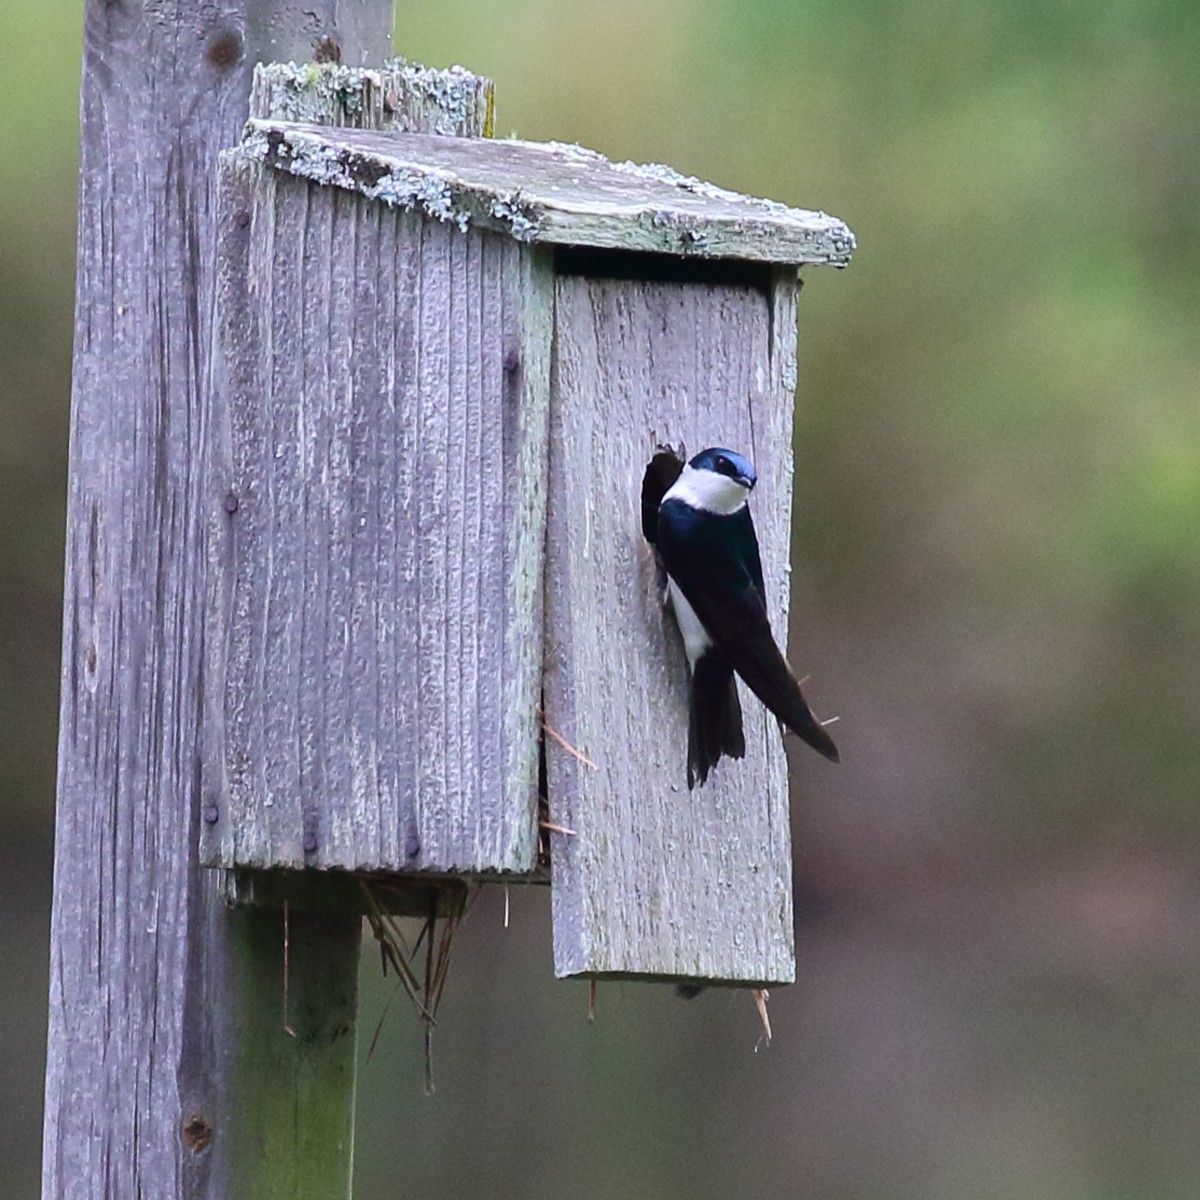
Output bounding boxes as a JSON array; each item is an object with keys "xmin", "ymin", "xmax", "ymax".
[
  {"xmin": 223, "ymin": 903, "xmax": 362, "ymax": 1199},
  {"xmin": 42, "ymin": 8, "xmax": 401, "ymax": 1197}
]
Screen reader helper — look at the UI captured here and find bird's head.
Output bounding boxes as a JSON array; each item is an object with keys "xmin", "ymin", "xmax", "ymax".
[{"xmin": 668, "ymin": 447, "xmax": 757, "ymax": 514}]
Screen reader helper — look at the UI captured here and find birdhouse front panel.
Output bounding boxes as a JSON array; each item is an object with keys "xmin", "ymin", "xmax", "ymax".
[
  {"xmin": 543, "ymin": 267, "xmax": 805, "ymax": 987},
  {"xmin": 201, "ymin": 158, "xmax": 553, "ymax": 876}
]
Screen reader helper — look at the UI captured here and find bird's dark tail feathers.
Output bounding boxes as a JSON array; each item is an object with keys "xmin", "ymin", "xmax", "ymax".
[{"xmin": 687, "ymin": 653, "xmax": 746, "ymax": 789}]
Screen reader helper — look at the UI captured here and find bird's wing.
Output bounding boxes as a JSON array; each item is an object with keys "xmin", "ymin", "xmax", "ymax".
[
  {"xmin": 743, "ymin": 511, "xmax": 766, "ymax": 598},
  {"xmin": 658, "ymin": 505, "xmax": 839, "ymax": 762}
]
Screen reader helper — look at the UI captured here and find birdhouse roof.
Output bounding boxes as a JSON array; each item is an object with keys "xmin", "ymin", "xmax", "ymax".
[{"xmin": 235, "ymin": 119, "xmax": 855, "ymax": 267}]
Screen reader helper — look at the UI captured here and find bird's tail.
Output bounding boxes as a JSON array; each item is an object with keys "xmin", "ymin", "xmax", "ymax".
[
  {"xmin": 687, "ymin": 654, "xmax": 746, "ymax": 788},
  {"xmin": 784, "ymin": 701, "xmax": 840, "ymax": 763}
]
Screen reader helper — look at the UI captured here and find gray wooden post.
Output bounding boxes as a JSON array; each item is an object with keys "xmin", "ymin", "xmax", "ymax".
[{"xmin": 42, "ymin": 7, "xmax": 399, "ymax": 1197}]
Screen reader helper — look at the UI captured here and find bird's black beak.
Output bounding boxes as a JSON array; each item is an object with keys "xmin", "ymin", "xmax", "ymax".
[{"xmin": 738, "ymin": 473, "xmax": 756, "ymax": 491}]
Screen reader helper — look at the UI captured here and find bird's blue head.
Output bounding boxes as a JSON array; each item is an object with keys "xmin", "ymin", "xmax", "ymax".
[
  {"xmin": 690, "ymin": 447, "xmax": 757, "ymax": 491},
  {"xmin": 663, "ymin": 447, "xmax": 758, "ymax": 514}
]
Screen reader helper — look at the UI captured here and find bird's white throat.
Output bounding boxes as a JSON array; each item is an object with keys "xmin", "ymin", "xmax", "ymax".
[{"xmin": 663, "ymin": 463, "xmax": 750, "ymax": 515}]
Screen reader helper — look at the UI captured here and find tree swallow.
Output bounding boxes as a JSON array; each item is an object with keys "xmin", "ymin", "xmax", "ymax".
[{"xmin": 642, "ymin": 447, "xmax": 839, "ymax": 788}]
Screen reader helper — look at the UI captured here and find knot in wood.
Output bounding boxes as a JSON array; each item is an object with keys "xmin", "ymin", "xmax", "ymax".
[
  {"xmin": 182, "ymin": 1114, "xmax": 213, "ymax": 1153},
  {"xmin": 204, "ymin": 31, "xmax": 241, "ymax": 71},
  {"xmin": 314, "ymin": 36, "xmax": 342, "ymax": 65}
]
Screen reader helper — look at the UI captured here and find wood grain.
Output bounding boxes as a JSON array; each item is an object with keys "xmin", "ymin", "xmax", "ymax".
[
  {"xmin": 201, "ymin": 161, "xmax": 552, "ymax": 876},
  {"xmin": 544, "ymin": 270, "xmax": 806, "ymax": 987},
  {"xmin": 43, "ymin": 9, "xmax": 402, "ymax": 1198}
]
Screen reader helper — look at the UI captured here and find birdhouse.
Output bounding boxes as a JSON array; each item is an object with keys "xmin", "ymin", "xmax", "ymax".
[{"xmin": 201, "ymin": 62, "xmax": 854, "ymax": 991}]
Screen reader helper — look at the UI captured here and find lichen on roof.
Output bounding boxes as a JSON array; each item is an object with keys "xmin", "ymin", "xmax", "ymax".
[
  {"xmin": 250, "ymin": 58, "xmax": 494, "ymax": 136},
  {"xmin": 253, "ymin": 61, "xmax": 378, "ymax": 122},
  {"xmin": 240, "ymin": 123, "xmax": 472, "ymax": 231},
  {"xmin": 385, "ymin": 57, "xmax": 492, "ymax": 137},
  {"xmin": 235, "ymin": 119, "xmax": 856, "ymax": 266}
]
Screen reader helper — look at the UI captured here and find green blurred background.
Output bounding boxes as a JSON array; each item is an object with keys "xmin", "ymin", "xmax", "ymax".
[{"xmin": 5, "ymin": 0, "xmax": 1200, "ymax": 1196}]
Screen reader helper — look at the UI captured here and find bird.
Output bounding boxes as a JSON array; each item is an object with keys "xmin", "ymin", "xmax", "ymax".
[{"xmin": 642, "ymin": 446, "xmax": 839, "ymax": 788}]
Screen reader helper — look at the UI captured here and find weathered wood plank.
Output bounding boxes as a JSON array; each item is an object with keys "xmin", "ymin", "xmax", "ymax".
[
  {"xmin": 544, "ymin": 270, "xmax": 805, "ymax": 987},
  {"xmin": 201, "ymin": 162, "xmax": 553, "ymax": 876},
  {"xmin": 236, "ymin": 119, "xmax": 857, "ymax": 266},
  {"xmin": 42, "ymin": 10, "xmax": 412, "ymax": 1197},
  {"xmin": 250, "ymin": 59, "xmax": 495, "ymax": 136}
]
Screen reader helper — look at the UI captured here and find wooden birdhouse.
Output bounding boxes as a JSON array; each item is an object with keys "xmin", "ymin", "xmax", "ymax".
[{"xmin": 201, "ymin": 60, "xmax": 854, "ymax": 991}]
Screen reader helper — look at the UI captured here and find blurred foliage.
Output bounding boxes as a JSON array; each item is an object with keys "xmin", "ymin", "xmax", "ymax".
[
  {"xmin": 4, "ymin": 0, "xmax": 1200, "ymax": 1197},
  {"xmin": 0, "ymin": 3, "xmax": 78, "ymax": 845}
]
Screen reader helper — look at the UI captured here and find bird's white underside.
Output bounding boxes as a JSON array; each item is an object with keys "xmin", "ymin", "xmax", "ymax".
[
  {"xmin": 663, "ymin": 463, "xmax": 750, "ymax": 515},
  {"xmin": 666, "ymin": 577, "xmax": 712, "ymax": 669}
]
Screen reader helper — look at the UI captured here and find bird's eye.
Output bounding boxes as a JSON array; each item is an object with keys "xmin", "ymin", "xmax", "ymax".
[{"xmin": 716, "ymin": 456, "xmax": 733, "ymax": 476}]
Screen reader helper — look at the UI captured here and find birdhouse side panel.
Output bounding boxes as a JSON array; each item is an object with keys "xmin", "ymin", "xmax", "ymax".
[
  {"xmin": 544, "ymin": 270, "xmax": 801, "ymax": 986},
  {"xmin": 202, "ymin": 160, "xmax": 551, "ymax": 876}
]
